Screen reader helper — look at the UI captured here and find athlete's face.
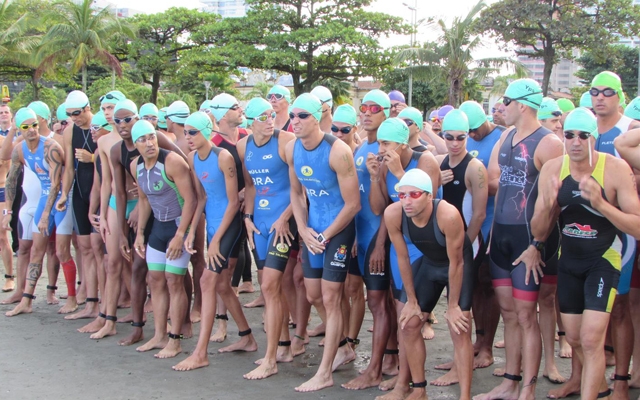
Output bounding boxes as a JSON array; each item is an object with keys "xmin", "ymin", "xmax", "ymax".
[
  {"xmin": 332, "ymin": 121, "xmax": 355, "ymax": 145},
  {"xmin": 222, "ymin": 104, "xmax": 244, "ymax": 127},
  {"xmin": 591, "ymin": 86, "xmax": 619, "ymax": 117},
  {"xmin": 101, "ymin": 103, "xmax": 116, "ymax": 124},
  {"xmin": 403, "ymin": 119, "xmax": 420, "ymax": 142},
  {"xmin": 398, "ymin": 184, "xmax": 432, "ymax": 218},
  {"xmin": 377, "ymin": 140, "xmax": 404, "ymax": 157},
  {"xmin": 0, "ymin": 105, "xmax": 11, "ymax": 124},
  {"xmin": 269, "ymin": 94, "xmax": 288, "ymax": 114},
  {"xmin": 540, "ymin": 116, "xmax": 562, "ymax": 138},
  {"xmin": 444, "ymin": 130, "xmax": 467, "ymax": 156},
  {"xmin": 90, "ymin": 125, "xmax": 109, "ymax": 143},
  {"xmin": 389, "ymin": 101, "xmax": 405, "ymax": 118},
  {"xmin": 290, "ymin": 107, "xmax": 319, "ymax": 138},
  {"xmin": 114, "ymin": 110, "xmax": 138, "ymax": 139},
  {"xmin": 66, "ymin": 105, "xmax": 91, "ymax": 127},
  {"xmin": 19, "ymin": 117, "xmax": 39, "ymax": 142},
  {"xmin": 141, "ymin": 115, "xmax": 158, "ymax": 129},
  {"xmin": 183, "ymin": 123, "xmax": 207, "ymax": 151},
  {"xmin": 135, "ymin": 133, "xmax": 158, "ymax": 159},
  {"xmin": 564, "ymin": 130, "xmax": 595, "ymax": 163},
  {"xmin": 251, "ymin": 110, "xmax": 275, "ymax": 137},
  {"xmin": 492, "ymin": 103, "xmax": 506, "ymax": 126},
  {"xmin": 360, "ymin": 101, "xmax": 386, "ymax": 132}
]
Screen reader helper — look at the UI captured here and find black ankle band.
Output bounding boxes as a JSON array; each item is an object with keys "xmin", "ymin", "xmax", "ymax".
[
  {"xmin": 384, "ymin": 349, "xmax": 399, "ymax": 355},
  {"xmin": 239, "ymin": 329, "xmax": 252, "ymax": 337},
  {"xmin": 475, "ymin": 329, "xmax": 485, "ymax": 335},
  {"xmin": 85, "ymin": 297, "xmax": 99, "ymax": 303},
  {"xmin": 346, "ymin": 337, "xmax": 360, "ymax": 345},
  {"xmin": 558, "ymin": 331, "xmax": 566, "ymax": 336},
  {"xmin": 98, "ymin": 312, "xmax": 107, "ymax": 319},
  {"xmin": 426, "ymin": 318, "xmax": 434, "ymax": 324},
  {"xmin": 338, "ymin": 338, "xmax": 348, "ymax": 347},
  {"xmin": 215, "ymin": 314, "xmax": 228, "ymax": 320},
  {"xmin": 605, "ymin": 345, "xmax": 615, "ymax": 353},
  {"xmin": 46, "ymin": 285, "xmax": 57, "ymax": 291},
  {"xmin": 598, "ymin": 389, "xmax": 612, "ymax": 398},
  {"xmin": 22, "ymin": 293, "xmax": 36, "ymax": 300},
  {"xmin": 503, "ymin": 373, "xmax": 522, "ymax": 382},
  {"xmin": 411, "ymin": 381, "xmax": 427, "ymax": 388},
  {"xmin": 105, "ymin": 315, "xmax": 117, "ymax": 322},
  {"xmin": 168, "ymin": 332, "xmax": 183, "ymax": 340},
  {"xmin": 77, "ymin": 281, "xmax": 81, "ymax": 285},
  {"xmin": 614, "ymin": 374, "xmax": 631, "ymax": 381},
  {"xmin": 147, "ymin": 293, "xmax": 151, "ymax": 298},
  {"xmin": 290, "ymin": 323, "xmax": 297, "ymax": 329},
  {"xmin": 294, "ymin": 334, "xmax": 305, "ymax": 341},
  {"xmin": 278, "ymin": 340, "xmax": 291, "ymax": 347},
  {"xmin": 131, "ymin": 321, "xmax": 145, "ymax": 328},
  {"xmin": 4, "ymin": 274, "xmax": 14, "ymax": 279}
]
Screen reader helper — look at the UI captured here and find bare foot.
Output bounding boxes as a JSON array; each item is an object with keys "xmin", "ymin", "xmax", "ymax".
[
  {"xmin": 342, "ymin": 370, "xmax": 382, "ymax": 390},
  {"xmin": 254, "ymin": 346, "xmax": 294, "ymax": 364},
  {"xmin": 78, "ymin": 317, "xmax": 105, "ymax": 333},
  {"xmin": 431, "ymin": 312, "xmax": 438, "ymax": 324},
  {"xmin": 405, "ymin": 388, "xmax": 427, "ymax": 400},
  {"xmin": 210, "ymin": 321, "xmax": 227, "ymax": 343},
  {"xmin": 47, "ymin": 292, "xmax": 60, "ymax": 305},
  {"xmin": 610, "ymin": 381, "xmax": 628, "ymax": 400},
  {"xmin": 543, "ymin": 368, "xmax": 566, "ymax": 384},
  {"xmin": 435, "ymin": 360, "xmax": 453, "ymax": 370},
  {"xmin": 58, "ymin": 298, "xmax": 78, "ymax": 314},
  {"xmin": 473, "ymin": 380, "xmax": 519, "ymax": 400},
  {"xmin": 432, "ymin": 369, "xmax": 459, "ymax": 386},
  {"xmin": 89, "ymin": 322, "xmax": 116, "ymax": 339},
  {"xmin": 558, "ymin": 337, "xmax": 572, "ymax": 358},
  {"xmin": 375, "ymin": 384, "xmax": 409, "ymax": 399},
  {"xmin": 367, "ymin": 325, "xmax": 374, "ymax": 333},
  {"xmin": 379, "ymin": 376, "xmax": 397, "ymax": 391},
  {"xmin": 118, "ymin": 328, "xmax": 144, "ymax": 346},
  {"xmin": 295, "ymin": 373, "xmax": 333, "ymax": 392},
  {"xmin": 117, "ymin": 301, "xmax": 130, "ymax": 309},
  {"xmin": 117, "ymin": 312, "xmax": 134, "ymax": 323},
  {"xmin": 494, "ymin": 340, "xmax": 505, "ymax": 348},
  {"xmin": 421, "ymin": 322, "xmax": 434, "ymax": 340},
  {"xmin": 5, "ymin": 299, "xmax": 32, "ymax": 317},
  {"xmin": 474, "ymin": 349, "xmax": 495, "ymax": 369},
  {"xmin": 308, "ymin": 323, "xmax": 325, "ymax": 337},
  {"xmin": 238, "ymin": 281, "xmax": 255, "ymax": 293},
  {"xmin": 381, "ymin": 354, "xmax": 399, "ymax": 376},
  {"xmin": 64, "ymin": 305, "xmax": 98, "ymax": 320},
  {"xmin": 492, "ymin": 367, "xmax": 505, "ymax": 377},
  {"xmin": 244, "ymin": 360, "xmax": 278, "ymax": 380},
  {"xmin": 547, "ymin": 377, "xmax": 581, "ymax": 399},
  {"xmin": 319, "ymin": 337, "xmax": 325, "ymax": 347},
  {"xmin": 173, "ymin": 353, "xmax": 209, "ymax": 371},
  {"xmin": 190, "ymin": 309, "xmax": 201, "ymax": 323},
  {"xmin": 137, "ymin": 335, "xmax": 168, "ymax": 352},
  {"xmin": 331, "ymin": 344, "xmax": 356, "ymax": 371},
  {"xmin": 605, "ymin": 349, "xmax": 616, "ymax": 367},
  {"xmin": 630, "ymin": 374, "xmax": 640, "ymax": 389},
  {"xmin": 2, "ymin": 278, "xmax": 14, "ymax": 292},
  {"xmin": 144, "ymin": 296, "xmax": 153, "ymax": 313},
  {"xmin": 181, "ymin": 322, "xmax": 193, "ymax": 339},
  {"xmin": 1, "ymin": 291, "xmax": 21, "ymax": 304},
  {"xmin": 218, "ymin": 335, "xmax": 258, "ymax": 353},
  {"xmin": 155, "ymin": 339, "xmax": 182, "ymax": 359},
  {"xmin": 244, "ymin": 297, "xmax": 265, "ymax": 308},
  {"xmin": 291, "ymin": 336, "xmax": 306, "ymax": 357}
]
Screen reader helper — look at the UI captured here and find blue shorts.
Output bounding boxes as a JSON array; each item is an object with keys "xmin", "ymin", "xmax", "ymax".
[{"xmin": 33, "ymin": 195, "xmax": 73, "ymax": 235}]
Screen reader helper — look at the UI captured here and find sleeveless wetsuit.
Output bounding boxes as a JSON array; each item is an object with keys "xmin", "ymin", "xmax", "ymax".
[
  {"xmin": 108, "ymin": 141, "xmax": 138, "ymax": 219},
  {"xmin": 71, "ymin": 124, "xmax": 96, "ymax": 235},
  {"xmin": 19, "ymin": 163, "xmax": 41, "ymax": 240}
]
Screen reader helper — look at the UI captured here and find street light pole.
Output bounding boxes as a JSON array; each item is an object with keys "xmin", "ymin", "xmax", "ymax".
[
  {"xmin": 204, "ymin": 81, "xmax": 211, "ymax": 100},
  {"xmin": 403, "ymin": 0, "xmax": 418, "ymax": 107}
]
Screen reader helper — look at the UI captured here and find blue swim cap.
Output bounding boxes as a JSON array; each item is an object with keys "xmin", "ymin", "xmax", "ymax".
[
  {"xmin": 28, "ymin": 101, "xmax": 51, "ymax": 122},
  {"xmin": 185, "ymin": 111, "xmax": 213, "ymax": 140},
  {"xmin": 15, "ymin": 108, "xmax": 38, "ymax": 127},
  {"xmin": 139, "ymin": 103, "xmax": 159, "ymax": 118},
  {"xmin": 268, "ymin": 85, "xmax": 291, "ymax": 103},
  {"xmin": 66, "ymin": 90, "xmax": 90, "ymax": 110},
  {"xmin": 362, "ymin": 89, "xmax": 391, "ymax": 118},
  {"xmin": 398, "ymin": 107, "xmax": 423, "ymax": 128},
  {"xmin": 209, "ymin": 93, "xmax": 238, "ymax": 122},
  {"xmin": 166, "ymin": 101, "xmax": 190, "ymax": 125},
  {"xmin": 131, "ymin": 120, "xmax": 156, "ymax": 143},
  {"xmin": 291, "ymin": 93, "xmax": 323, "ymax": 122},
  {"xmin": 310, "ymin": 86, "xmax": 333, "ymax": 109},
  {"xmin": 377, "ymin": 117, "xmax": 409, "ymax": 144},
  {"xmin": 332, "ymin": 104, "xmax": 357, "ymax": 126}
]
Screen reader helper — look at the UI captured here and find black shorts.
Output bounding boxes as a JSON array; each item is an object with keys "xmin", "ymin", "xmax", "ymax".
[
  {"xmin": 301, "ymin": 220, "xmax": 356, "ymax": 283},
  {"xmin": 558, "ymin": 256, "xmax": 620, "ymax": 314},
  {"xmin": 360, "ymin": 229, "xmax": 391, "ymax": 291},
  {"xmin": 230, "ymin": 215, "xmax": 246, "ymax": 259},
  {"xmin": 253, "ymin": 217, "xmax": 298, "ymax": 273},
  {"xmin": 207, "ymin": 213, "xmax": 242, "ymax": 273},
  {"xmin": 72, "ymin": 187, "xmax": 92, "ymax": 236}
]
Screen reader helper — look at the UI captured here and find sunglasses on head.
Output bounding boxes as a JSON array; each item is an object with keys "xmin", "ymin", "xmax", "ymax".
[
  {"xmin": 90, "ymin": 122, "xmax": 109, "ymax": 131},
  {"xmin": 289, "ymin": 111, "xmax": 314, "ymax": 120},
  {"xmin": 589, "ymin": 88, "xmax": 617, "ymax": 98},
  {"xmin": 268, "ymin": 93, "xmax": 285, "ymax": 101},
  {"xmin": 444, "ymin": 133, "xmax": 467, "ymax": 141},
  {"xmin": 331, "ymin": 125, "xmax": 352, "ymax": 134},
  {"xmin": 398, "ymin": 190, "xmax": 427, "ymax": 200},
  {"xmin": 99, "ymin": 93, "xmax": 119, "ymax": 102},
  {"xmin": 211, "ymin": 104, "xmax": 240, "ymax": 111},
  {"xmin": 564, "ymin": 131, "xmax": 592, "ymax": 140},
  {"xmin": 402, "ymin": 119, "xmax": 415, "ymax": 127},
  {"xmin": 359, "ymin": 104, "xmax": 387, "ymax": 114},
  {"xmin": 114, "ymin": 116, "xmax": 136, "ymax": 125},
  {"xmin": 142, "ymin": 116, "xmax": 158, "ymax": 122},
  {"xmin": 19, "ymin": 122, "xmax": 38, "ymax": 131},
  {"xmin": 503, "ymin": 93, "xmax": 542, "ymax": 107},
  {"xmin": 200, "ymin": 108, "xmax": 212, "ymax": 114},
  {"xmin": 253, "ymin": 112, "xmax": 276, "ymax": 122}
]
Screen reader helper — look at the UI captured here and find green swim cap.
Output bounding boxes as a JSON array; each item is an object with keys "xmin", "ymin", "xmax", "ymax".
[
  {"xmin": 131, "ymin": 120, "xmax": 156, "ymax": 143},
  {"xmin": 398, "ymin": 107, "xmax": 423, "ymax": 129},
  {"xmin": 398, "ymin": 168, "xmax": 432, "ymax": 194},
  {"xmin": 556, "ymin": 98, "xmax": 575, "ymax": 113},
  {"xmin": 291, "ymin": 93, "xmax": 323, "ymax": 122},
  {"xmin": 158, "ymin": 107, "xmax": 168, "ymax": 129},
  {"xmin": 310, "ymin": 86, "xmax": 333, "ymax": 109},
  {"xmin": 113, "ymin": 99, "xmax": 138, "ymax": 117},
  {"xmin": 15, "ymin": 107, "xmax": 37, "ymax": 126},
  {"xmin": 245, "ymin": 97, "xmax": 272, "ymax": 123},
  {"xmin": 91, "ymin": 111, "xmax": 112, "ymax": 132},
  {"xmin": 239, "ymin": 116, "xmax": 248, "ymax": 128},
  {"xmin": 504, "ymin": 78, "xmax": 543, "ymax": 109},
  {"xmin": 268, "ymin": 85, "xmax": 291, "ymax": 103},
  {"xmin": 377, "ymin": 117, "xmax": 409, "ymax": 144},
  {"xmin": 56, "ymin": 103, "xmax": 67, "ymax": 122},
  {"xmin": 209, "ymin": 93, "xmax": 238, "ymax": 122},
  {"xmin": 579, "ymin": 92, "xmax": 592, "ymax": 108},
  {"xmin": 362, "ymin": 89, "xmax": 391, "ymax": 118},
  {"xmin": 459, "ymin": 101, "xmax": 487, "ymax": 130},
  {"xmin": 332, "ymin": 104, "xmax": 357, "ymax": 126},
  {"xmin": 442, "ymin": 109, "xmax": 470, "ymax": 133},
  {"xmin": 563, "ymin": 107, "xmax": 598, "ymax": 140},
  {"xmin": 591, "ymin": 71, "xmax": 623, "ymax": 99},
  {"xmin": 620, "ymin": 91, "xmax": 626, "ymax": 106},
  {"xmin": 28, "ymin": 101, "xmax": 51, "ymax": 122},
  {"xmin": 166, "ymin": 101, "xmax": 190, "ymax": 124},
  {"xmin": 100, "ymin": 90, "xmax": 126, "ymax": 106},
  {"xmin": 199, "ymin": 100, "xmax": 211, "ymax": 111},
  {"xmin": 139, "ymin": 103, "xmax": 158, "ymax": 118},
  {"xmin": 624, "ymin": 97, "xmax": 640, "ymax": 121},
  {"xmin": 66, "ymin": 90, "xmax": 89, "ymax": 109},
  {"xmin": 538, "ymin": 97, "xmax": 561, "ymax": 120},
  {"xmin": 185, "ymin": 111, "xmax": 213, "ymax": 140}
]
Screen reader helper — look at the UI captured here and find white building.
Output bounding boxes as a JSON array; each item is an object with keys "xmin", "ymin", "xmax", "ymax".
[
  {"xmin": 201, "ymin": 0, "xmax": 248, "ymax": 18},
  {"xmin": 517, "ymin": 47, "xmax": 581, "ymax": 92}
]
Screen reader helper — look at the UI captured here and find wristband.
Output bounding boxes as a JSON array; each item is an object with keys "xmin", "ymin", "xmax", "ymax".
[
  {"xmin": 91, "ymin": 154, "xmax": 95, "ymax": 162},
  {"xmin": 2, "ymin": 209, "xmax": 12, "ymax": 215},
  {"xmin": 370, "ymin": 177, "xmax": 380, "ymax": 183},
  {"xmin": 243, "ymin": 213, "xmax": 253, "ymax": 220}
]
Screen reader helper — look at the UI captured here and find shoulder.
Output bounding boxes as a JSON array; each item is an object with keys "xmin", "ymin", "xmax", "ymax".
[
  {"xmin": 435, "ymin": 154, "xmax": 445, "ymax": 164},
  {"xmin": 384, "ymin": 201, "xmax": 403, "ymax": 220},
  {"xmin": 605, "ymin": 153, "xmax": 630, "ymax": 171},
  {"xmin": 278, "ymin": 130, "xmax": 296, "ymax": 144},
  {"xmin": 437, "ymin": 199, "xmax": 462, "ymax": 223},
  {"xmin": 539, "ymin": 154, "xmax": 563, "ymax": 174}
]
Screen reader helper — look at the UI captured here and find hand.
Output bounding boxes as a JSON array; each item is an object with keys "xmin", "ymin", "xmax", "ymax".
[
  {"xmin": 133, "ymin": 234, "xmax": 145, "ymax": 259},
  {"xmin": 120, "ymin": 233, "xmax": 132, "ymax": 262},
  {"xmin": 99, "ymin": 215, "xmax": 110, "ymax": 243},
  {"xmin": 238, "ymin": 188, "xmax": 245, "ymax": 203},
  {"xmin": 399, "ymin": 300, "xmax": 423, "ymax": 330},
  {"xmin": 245, "ymin": 218, "xmax": 260, "ymax": 250},
  {"xmin": 351, "ymin": 241, "xmax": 358, "ymax": 258},
  {"xmin": 127, "ymin": 206, "xmax": 138, "ymax": 231},
  {"xmin": 368, "ymin": 245, "xmax": 386, "ymax": 275},
  {"xmin": 75, "ymin": 149, "xmax": 94, "ymax": 163},
  {"xmin": 2, "ymin": 214, "xmax": 12, "ymax": 231},
  {"xmin": 446, "ymin": 305, "xmax": 469, "ymax": 335},
  {"xmin": 89, "ymin": 213, "xmax": 100, "ymax": 230},
  {"xmin": 580, "ymin": 176, "xmax": 605, "ymax": 210},
  {"xmin": 383, "ymin": 149, "xmax": 403, "ymax": 179},
  {"xmin": 55, "ymin": 194, "xmax": 68, "ymax": 212},
  {"xmin": 513, "ymin": 245, "xmax": 545, "ymax": 285},
  {"xmin": 393, "ymin": 103, "xmax": 407, "ymax": 114},
  {"xmin": 270, "ymin": 216, "xmax": 294, "ymax": 247},
  {"xmin": 542, "ymin": 175, "xmax": 562, "ymax": 210},
  {"xmin": 166, "ymin": 234, "xmax": 184, "ymax": 260},
  {"xmin": 207, "ymin": 238, "xmax": 226, "ymax": 269},
  {"xmin": 440, "ymin": 169, "xmax": 454, "ymax": 185},
  {"xmin": 37, "ymin": 213, "xmax": 50, "ymax": 236},
  {"xmin": 300, "ymin": 226, "xmax": 323, "ymax": 255},
  {"xmin": 365, "ymin": 152, "xmax": 380, "ymax": 177},
  {"xmin": 184, "ymin": 233, "xmax": 196, "ymax": 255}
]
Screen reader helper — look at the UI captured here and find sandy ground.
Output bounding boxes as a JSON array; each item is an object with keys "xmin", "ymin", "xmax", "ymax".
[{"xmin": 1, "ymin": 265, "xmax": 638, "ymax": 400}]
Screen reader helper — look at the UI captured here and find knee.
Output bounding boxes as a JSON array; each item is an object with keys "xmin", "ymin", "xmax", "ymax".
[
  {"xmin": 516, "ymin": 307, "xmax": 537, "ymax": 329},
  {"xmin": 262, "ymin": 277, "xmax": 280, "ymax": 298},
  {"xmin": 566, "ymin": 331, "xmax": 581, "ymax": 348},
  {"xmin": 610, "ymin": 299, "xmax": 629, "ymax": 321},
  {"xmin": 580, "ymin": 332, "xmax": 603, "ymax": 354},
  {"xmin": 322, "ymin": 291, "xmax": 342, "ymax": 310},
  {"xmin": 165, "ymin": 274, "xmax": 185, "ymax": 292},
  {"xmin": 347, "ymin": 280, "xmax": 364, "ymax": 300},
  {"xmin": 538, "ymin": 290, "xmax": 556, "ymax": 309}
]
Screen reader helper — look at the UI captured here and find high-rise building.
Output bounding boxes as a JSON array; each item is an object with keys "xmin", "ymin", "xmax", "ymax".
[
  {"xmin": 517, "ymin": 48, "xmax": 581, "ymax": 92},
  {"xmin": 201, "ymin": 0, "xmax": 248, "ymax": 18}
]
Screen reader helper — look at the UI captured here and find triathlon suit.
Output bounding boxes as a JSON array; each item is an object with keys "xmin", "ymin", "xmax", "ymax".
[
  {"xmin": 281, "ymin": 119, "xmax": 294, "ymax": 133},
  {"xmin": 398, "ymin": 200, "xmax": 474, "ymax": 312},
  {"xmin": 108, "ymin": 141, "xmax": 138, "ymax": 220},
  {"xmin": 23, "ymin": 136, "xmax": 73, "ymax": 235},
  {"xmin": 244, "ymin": 130, "xmax": 297, "ymax": 272},
  {"xmin": 137, "ymin": 149, "xmax": 189, "ymax": 275},
  {"xmin": 595, "ymin": 115, "xmax": 636, "ymax": 295},
  {"xmin": 71, "ymin": 124, "xmax": 96, "ymax": 235},
  {"xmin": 354, "ymin": 140, "xmax": 390, "ymax": 290},
  {"xmin": 556, "ymin": 154, "xmax": 620, "ymax": 313},
  {"xmin": 18, "ymin": 165, "xmax": 39, "ymax": 240},
  {"xmin": 490, "ymin": 127, "xmax": 560, "ymax": 301},
  {"xmin": 294, "ymin": 134, "xmax": 356, "ymax": 283},
  {"xmin": 194, "ymin": 146, "xmax": 242, "ymax": 273},
  {"xmin": 387, "ymin": 151, "xmax": 424, "ymax": 299}
]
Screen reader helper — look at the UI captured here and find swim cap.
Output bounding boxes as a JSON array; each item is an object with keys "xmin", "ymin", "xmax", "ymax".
[
  {"xmin": 139, "ymin": 103, "xmax": 158, "ymax": 118},
  {"xmin": 362, "ymin": 89, "xmax": 391, "ymax": 118},
  {"xmin": 28, "ymin": 101, "xmax": 51, "ymax": 122},
  {"xmin": 310, "ymin": 86, "xmax": 333, "ymax": 109},
  {"xmin": 429, "ymin": 110, "xmax": 438, "ymax": 119},
  {"xmin": 377, "ymin": 117, "xmax": 409, "ymax": 144},
  {"xmin": 556, "ymin": 98, "xmax": 575, "ymax": 113},
  {"xmin": 268, "ymin": 85, "xmax": 291, "ymax": 103},
  {"xmin": 579, "ymin": 92, "xmax": 592, "ymax": 108},
  {"xmin": 591, "ymin": 71, "xmax": 623, "ymax": 99},
  {"xmin": 91, "ymin": 111, "xmax": 112, "ymax": 132},
  {"xmin": 157, "ymin": 107, "xmax": 168, "ymax": 129},
  {"xmin": 209, "ymin": 93, "xmax": 238, "ymax": 122},
  {"xmin": 624, "ymin": 97, "xmax": 640, "ymax": 121},
  {"xmin": 166, "ymin": 101, "xmax": 190, "ymax": 124},
  {"xmin": 459, "ymin": 101, "xmax": 487, "ymax": 130},
  {"xmin": 291, "ymin": 93, "xmax": 323, "ymax": 122},
  {"xmin": 239, "ymin": 116, "xmax": 248, "ymax": 129},
  {"xmin": 185, "ymin": 111, "xmax": 213, "ymax": 140},
  {"xmin": 131, "ymin": 120, "xmax": 156, "ymax": 143},
  {"xmin": 563, "ymin": 107, "xmax": 598, "ymax": 140},
  {"xmin": 442, "ymin": 109, "xmax": 469, "ymax": 133},
  {"xmin": 245, "ymin": 97, "xmax": 272, "ymax": 122},
  {"xmin": 504, "ymin": 78, "xmax": 543, "ymax": 109},
  {"xmin": 199, "ymin": 99, "xmax": 211, "ymax": 112},
  {"xmin": 537, "ymin": 97, "xmax": 561, "ymax": 120},
  {"xmin": 113, "ymin": 99, "xmax": 138, "ymax": 116},
  {"xmin": 332, "ymin": 104, "xmax": 357, "ymax": 126},
  {"xmin": 398, "ymin": 107, "xmax": 423, "ymax": 128},
  {"xmin": 56, "ymin": 103, "xmax": 67, "ymax": 122},
  {"xmin": 398, "ymin": 168, "xmax": 433, "ymax": 194},
  {"xmin": 15, "ymin": 107, "xmax": 37, "ymax": 126},
  {"xmin": 620, "ymin": 91, "xmax": 626, "ymax": 106},
  {"xmin": 388, "ymin": 90, "xmax": 406, "ymax": 104},
  {"xmin": 437, "ymin": 105, "xmax": 454, "ymax": 119},
  {"xmin": 100, "ymin": 90, "xmax": 126, "ymax": 106},
  {"xmin": 66, "ymin": 90, "xmax": 90, "ymax": 109}
]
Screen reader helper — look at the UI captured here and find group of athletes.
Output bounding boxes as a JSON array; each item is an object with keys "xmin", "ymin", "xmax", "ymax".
[{"xmin": 2, "ymin": 69, "xmax": 640, "ymax": 400}]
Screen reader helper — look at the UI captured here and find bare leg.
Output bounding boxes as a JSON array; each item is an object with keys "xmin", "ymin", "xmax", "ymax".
[
  {"xmin": 217, "ymin": 265, "xmax": 257, "ymax": 353},
  {"xmin": 472, "ymin": 259, "xmax": 500, "ymax": 368},
  {"xmin": 1, "ymin": 239, "xmax": 30, "ymax": 304},
  {"xmin": 6, "ymin": 233, "xmax": 48, "ymax": 317},
  {"xmin": 155, "ymin": 272, "xmax": 187, "ymax": 359},
  {"xmin": 65, "ymin": 235, "xmax": 97, "ymax": 319},
  {"xmin": 539, "ymin": 282, "xmax": 565, "ymax": 384},
  {"xmin": 189, "ymin": 219, "xmax": 206, "ymax": 323},
  {"xmin": 610, "ymin": 294, "xmax": 633, "ymax": 400},
  {"xmin": 629, "ymin": 288, "xmax": 640, "ymax": 388},
  {"xmin": 0, "ymin": 227, "xmax": 15, "ymax": 292},
  {"xmin": 118, "ymin": 252, "xmax": 147, "ymax": 346},
  {"xmin": 291, "ymin": 259, "xmax": 310, "ymax": 356},
  {"xmin": 137, "ymin": 270, "xmax": 169, "ymax": 352},
  {"xmin": 46, "ymin": 241, "xmax": 60, "ymax": 304}
]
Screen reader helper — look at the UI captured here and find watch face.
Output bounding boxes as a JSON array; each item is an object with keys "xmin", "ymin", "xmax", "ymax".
[{"xmin": 317, "ymin": 234, "xmax": 325, "ymax": 243}]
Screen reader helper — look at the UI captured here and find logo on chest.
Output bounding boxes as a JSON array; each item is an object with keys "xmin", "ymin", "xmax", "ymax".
[{"xmin": 301, "ymin": 166, "xmax": 313, "ymax": 177}]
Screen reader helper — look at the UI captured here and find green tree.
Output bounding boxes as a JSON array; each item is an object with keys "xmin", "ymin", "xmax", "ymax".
[
  {"xmin": 479, "ymin": 0, "xmax": 640, "ymax": 95},
  {"xmin": 243, "ymin": 81, "xmax": 274, "ymax": 101},
  {"xmin": 200, "ymin": 0, "xmax": 409, "ymax": 95},
  {"xmin": 575, "ymin": 44, "xmax": 639, "ymax": 98},
  {"xmin": 314, "ymin": 78, "xmax": 352, "ymax": 106},
  {"xmin": 8, "ymin": 84, "xmax": 67, "ymax": 111},
  {"xmin": 381, "ymin": 69, "xmax": 451, "ymax": 115}
]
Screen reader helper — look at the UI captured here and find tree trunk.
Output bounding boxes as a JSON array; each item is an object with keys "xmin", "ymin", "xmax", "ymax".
[
  {"xmin": 151, "ymin": 72, "xmax": 160, "ymax": 104},
  {"xmin": 541, "ymin": 42, "xmax": 556, "ymax": 96},
  {"xmin": 82, "ymin": 65, "xmax": 88, "ymax": 92},
  {"xmin": 32, "ymin": 73, "xmax": 39, "ymax": 100},
  {"xmin": 111, "ymin": 68, "xmax": 116, "ymax": 90}
]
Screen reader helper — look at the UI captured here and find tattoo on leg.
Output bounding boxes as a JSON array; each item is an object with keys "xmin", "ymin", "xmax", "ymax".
[{"xmin": 27, "ymin": 263, "xmax": 42, "ymax": 287}]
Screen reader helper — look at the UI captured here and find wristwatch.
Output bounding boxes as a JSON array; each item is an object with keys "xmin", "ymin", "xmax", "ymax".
[
  {"xmin": 530, "ymin": 240, "xmax": 545, "ymax": 252},
  {"xmin": 317, "ymin": 233, "xmax": 327, "ymax": 243}
]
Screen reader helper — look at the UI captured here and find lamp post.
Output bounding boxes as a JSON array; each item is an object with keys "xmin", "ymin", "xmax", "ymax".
[
  {"xmin": 402, "ymin": 0, "xmax": 417, "ymax": 107},
  {"xmin": 204, "ymin": 81, "xmax": 211, "ymax": 100}
]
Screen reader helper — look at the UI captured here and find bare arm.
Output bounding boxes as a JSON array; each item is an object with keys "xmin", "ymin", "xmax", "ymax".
[
  {"xmin": 166, "ymin": 153, "xmax": 197, "ymax": 238},
  {"xmin": 286, "ymin": 140, "xmax": 309, "ymax": 234},
  {"xmin": 615, "ymin": 128, "xmax": 640, "ymax": 170},
  {"xmin": 534, "ymin": 134, "xmax": 564, "ymax": 170},
  {"xmin": 186, "ymin": 152, "xmax": 206, "ymax": 232},
  {"xmin": 111, "ymin": 143, "xmax": 128, "ymax": 237},
  {"xmin": 157, "ymin": 130, "xmax": 186, "ymax": 161},
  {"xmin": 3, "ymin": 147, "xmax": 22, "ymax": 213},
  {"xmin": 59, "ymin": 126, "xmax": 74, "ymax": 200},
  {"xmin": 487, "ymin": 136, "xmax": 503, "ymax": 197},
  {"xmin": 418, "ymin": 152, "xmax": 441, "ymax": 191},
  {"xmin": 0, "ymin": 125, "xmax": 17, "ymax": 161},
  {"xmin": 212, "ymin": 151, "xmax": 240, "ymax": 241},
  {"xmin": 464, "ymin": 159, "xmax": 488, "ymax": 244},
  {"xmin": 43, "ymin": 139, "xmax": 64, "ymax": 216},
  {"xmin": 384, "ymin": 203, "xmax": 415, "ymax": 301},
  {"xmin": 421, "ymin": 123, "xmax": 447, "ymax": 154},
  {"xmin": 439, "ymin": 202, "xmax": 465, "ymax": 307}
]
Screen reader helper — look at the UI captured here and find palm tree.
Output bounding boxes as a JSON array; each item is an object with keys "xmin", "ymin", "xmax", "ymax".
[
  {"xmin": 489, "ymin": 71, "xmax": 531, "ymax": 98},
  {"xmin": 39, "ymin": 0, "xmax": 135, "ymax": 91},
  {"xmin": 243, "ymin": 81, "xmax": 274, "ymax": 100},
  {"xmin": 394, "ymin": 0, "xmax": 526, "ymax": 106},
  {"xmin": 314, "ymin": 78, "xmax": 352, "ymax": 106}
]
